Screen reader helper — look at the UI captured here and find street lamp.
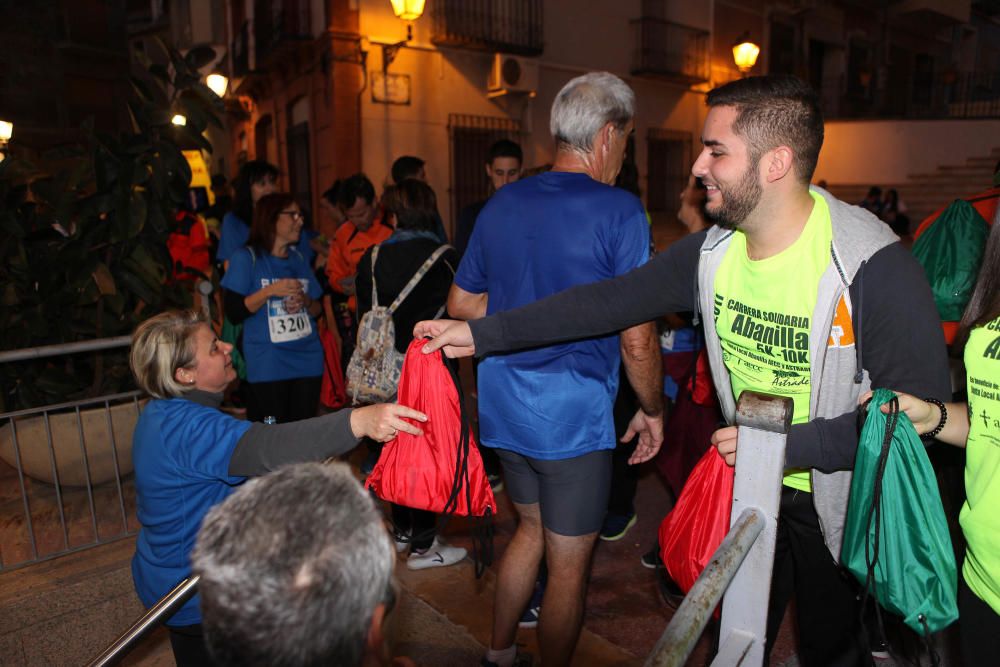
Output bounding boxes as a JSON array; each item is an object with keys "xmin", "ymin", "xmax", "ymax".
[
  {"xmin": 732, "ymin": 33, "xmax": 760, "ymax": 75},
  {"xmin": 381, "ymin": 0, "xmax": 426, "ymax": 72},
  {"xmin": 171, "ymin": 114, "xmax": 188, "ymax": 127},
  {"xmin": 390, "ymin": 0, "xmax": 425, "ymax": 22},
  {"xmin": 206, "ymin": 73, "xmax": 228, "ymax": 98},
  {"xmin": 0, "ymin": 120, "xmax": 11, "ymax": 162}
]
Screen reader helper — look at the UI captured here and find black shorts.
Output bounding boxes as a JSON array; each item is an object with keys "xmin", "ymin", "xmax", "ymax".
[{"xmin": 494, "ymin": 448, "xmax": 612, "ymax": 536}]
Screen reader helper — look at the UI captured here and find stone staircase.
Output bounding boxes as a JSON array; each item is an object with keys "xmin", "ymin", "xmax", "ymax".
[{"xmin": 826, "ymin": 147, "xmax": 1000, "ymax": 231}]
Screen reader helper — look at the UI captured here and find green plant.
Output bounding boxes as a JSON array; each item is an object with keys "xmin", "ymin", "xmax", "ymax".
[{"xmin": 0, "ymin": 41, "xmax": 223, "ymax": 411}]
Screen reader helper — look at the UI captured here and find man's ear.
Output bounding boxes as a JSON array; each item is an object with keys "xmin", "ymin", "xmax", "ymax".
[
  {"xmin": 765, "ymin": 146, "xmax": 794, "ymax": 183},
  {"xmin": 366, "ymin": 603, "xmax": 388, "ymax": 657},
  {"xmin": 593, "ymin": 121, "xmax": 613, "ymax": 155}
]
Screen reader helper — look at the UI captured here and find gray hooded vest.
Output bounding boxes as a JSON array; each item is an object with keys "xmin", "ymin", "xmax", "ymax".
[{"xmin": 696, "ymin": 187, "xmax": 898, "ymax": 561}]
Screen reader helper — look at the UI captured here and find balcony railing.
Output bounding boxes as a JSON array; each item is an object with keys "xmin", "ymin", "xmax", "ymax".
[
  {"xmin": 825, "ymin": 70, "xmax": 1000, "ymax": 120},
  {"xmin": 254, "ymin": 0, "xmax": 313, "ymax": 67},
  {"xmin": 630, "ymin": 17, "xmax": 709, "ymax": 85},
  {"xmin": 432, "ymin": 0, "xmax": 543, "ymax": 57},
  {"xmin": 232, "ymin": 20, "xmax": 250, "ymax": 77}
]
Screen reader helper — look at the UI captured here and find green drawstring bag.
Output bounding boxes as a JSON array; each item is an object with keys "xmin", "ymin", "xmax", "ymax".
[
  {"xmin": 842, "ymin": 389, "xmax": 958, "ymax": 636},
  {"xmin": 220, "ymin": 318, "xmax": 247, "ymax": 381},
  {"xmin": 912, "ymin": 198, "xmax": 988, "ymax": 322}
]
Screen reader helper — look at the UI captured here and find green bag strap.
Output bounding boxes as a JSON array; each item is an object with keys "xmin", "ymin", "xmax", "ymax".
[{"xmin": 860, "ymin": 393, "xmax": 941, "ymax": 665}]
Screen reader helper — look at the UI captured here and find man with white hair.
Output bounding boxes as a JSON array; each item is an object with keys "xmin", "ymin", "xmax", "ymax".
[
  {"xmin": 192, "ymin": 462, "xmax": 402, "ymax": 667},
  {"xmin": 447, "ymin": 71, "xmax": 664, "ymax": 667}
]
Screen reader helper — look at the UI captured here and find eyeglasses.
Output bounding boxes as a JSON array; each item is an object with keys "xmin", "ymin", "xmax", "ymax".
[{"xmin": 280, "ymin": 210, "xmax": 303, "ymax": 221}]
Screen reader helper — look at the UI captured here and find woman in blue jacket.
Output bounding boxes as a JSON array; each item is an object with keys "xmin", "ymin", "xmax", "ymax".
[
  {"xmin": 129, "ymin": 309, "xmax": 426, "ymax": 665},
  {"xmin": 221, "ymin": 193, "xmax": 324, "ymax": 423}
]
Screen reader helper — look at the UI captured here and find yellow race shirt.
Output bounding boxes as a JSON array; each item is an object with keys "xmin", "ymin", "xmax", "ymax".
[
  {"xmin": 960, "ymin": 315, "xmax": 1000, "ymax": 614},
  {"xmin": 714, "ymin": 191, "xmax": 833, "ymax": 492}
]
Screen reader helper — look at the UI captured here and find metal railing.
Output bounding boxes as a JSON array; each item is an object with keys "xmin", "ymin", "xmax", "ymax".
[
  {"xmin": 646, "ymin": 391, "xmax": 792, "ymax": 666},
  {"xmin": 825, "ymin": 70, "xmax": 1000, "ymax": 120},
  {"xmin": 232, "ymin": 20, "xmax": 250, "ymax": 77},
  {"xmin": 630, "ymin": 17, "xmax": 709, "ymax": 85},
  {"xmin": 0, "ymin": 336, "xmax": 142, "ymax": 572},
  {"xmin": 432, "ymin": 0, "xmax": 544, "ymax": 56},
  {"xmin": 253, "ymin": 0, "xmax": 313, "ymax": 68},
  {"xmin": 86, "ymin": 576, "xmax": 200, "ymax": 667}
]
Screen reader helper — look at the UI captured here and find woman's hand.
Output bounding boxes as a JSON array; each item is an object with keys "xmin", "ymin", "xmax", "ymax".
[
  {"xmin": 860, "ymin": 390, "xmax": 938, "ymax": 435},
  {"xmin": 350, "ymin": 403, "xmax": 428, "ymax": 442},
  {"xmin": 284, "ymin": 293, "xmax": 304, "ymax": 313},
  {"xmin": 246, "ymin": 278, "xmax": 304, "ymax": 314},
  {"xmin": 269, "ymin": 278, "xmax": 304, "ymax": 299},
  {"xmin": 711, "ymin": 426, "xmax": 738, "ymax": 467}
]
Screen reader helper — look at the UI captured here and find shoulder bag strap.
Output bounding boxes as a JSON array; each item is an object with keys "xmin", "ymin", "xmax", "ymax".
[
  {"xmin": 388, "ymin": 245, "xmax": 453, "ymax": 314},
  {"xmin": 370, "ymin": 244, "xmax": 381, "ymax": 308}
]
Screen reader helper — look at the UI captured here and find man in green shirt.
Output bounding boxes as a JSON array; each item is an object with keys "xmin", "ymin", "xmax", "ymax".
[{"xmin": 416, "ymin": 75, "xmax": 950, "ymax": 665}]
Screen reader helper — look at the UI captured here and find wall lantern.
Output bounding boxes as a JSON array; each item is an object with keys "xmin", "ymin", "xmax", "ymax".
[
  {"xmin": 732, "ymin": 33, "xmax": 760, "ymax": 75},
  {"xmin": 171, "ymin": 114, "xmax": 188, "ymax": 127},
  {"xmin": 381, "ymin": 0, "xmax": 425, "ymax": 72},
  {"xmin": 390, "ymin": 0, "xmax": 425, "ymax": 23},
  {"xmin": 0, "ymin": 119, "xmax": 11, "ymax": 162},
  {"xmin": 206, "ymin": 73, "xmax": 229, "ymax": 98}
]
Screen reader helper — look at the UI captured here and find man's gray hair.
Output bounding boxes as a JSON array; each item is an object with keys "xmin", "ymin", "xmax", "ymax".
[
  {"xmin": 550, "ymin": 71, "xmax": 635, "ymax": 153},
  {"xmin": 192, "ymin": 462, "xmax": 394, "ymax": 667}
]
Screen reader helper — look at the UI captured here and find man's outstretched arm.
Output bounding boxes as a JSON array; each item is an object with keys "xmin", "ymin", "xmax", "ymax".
[{"xmin": 417, "ymin": 231, "xmax": 706, "ymax": 357}]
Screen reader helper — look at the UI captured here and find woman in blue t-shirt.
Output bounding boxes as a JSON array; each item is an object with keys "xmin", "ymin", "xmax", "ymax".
[
  {"xmin": 216, "ymin": 160, "xmax": 278, "ymax": 269},
  {"xmin": 129, "ymin": 309, "xmax": 426, "ymax": 666},
  {"xmin": 221, "ymin": 193, "xmax": 324, "ymax": 423}
]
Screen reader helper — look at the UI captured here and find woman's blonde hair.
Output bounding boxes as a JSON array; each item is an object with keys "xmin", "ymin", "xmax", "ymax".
[{"xmin": 130, "ymin": 310, "xmax": 207, "ymax": 399}]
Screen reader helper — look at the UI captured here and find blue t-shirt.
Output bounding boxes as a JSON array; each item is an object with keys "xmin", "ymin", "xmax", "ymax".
[
  {"xmin": 217, "ymin": 212, "xmax": 317, "ymax": 265},
  {"xmin": 456, "ymin": 171, "xmax": 650, "ymax": 459},
  {"xmin": 131, "ymin": 399, "xmax": 251, "ymax": 626},
  {"xmin": 221, "ymin": 247, "xmax": 324, "ymax": 383}
]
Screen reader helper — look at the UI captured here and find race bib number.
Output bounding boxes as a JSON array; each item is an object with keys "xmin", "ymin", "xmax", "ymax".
[{"xmin": 265, "ymin": 279, "xmax": 312, "ymax": 343}]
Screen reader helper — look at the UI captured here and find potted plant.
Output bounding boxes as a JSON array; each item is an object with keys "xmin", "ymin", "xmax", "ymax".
[{"xmin": 0, "ymin": 39, "xmax": 223, "ymax": 484}]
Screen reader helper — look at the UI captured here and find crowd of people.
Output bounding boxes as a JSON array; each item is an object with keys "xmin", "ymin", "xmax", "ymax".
[
  {"xmin": 126, "ymin": 70, "xmax": 998, "ymax": 667},
  {"xmin": 858, "ymin": 185, "xmax": 910, "ymax": 235}
]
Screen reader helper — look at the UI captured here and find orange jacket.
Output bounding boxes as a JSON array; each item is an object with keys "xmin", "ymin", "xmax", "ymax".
[{"xmin": 325, "ymin": 209, "xmax": 394, "ymax": 311}]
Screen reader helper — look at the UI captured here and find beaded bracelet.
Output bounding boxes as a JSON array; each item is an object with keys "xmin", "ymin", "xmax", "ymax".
[{"xmin": 922, "ymin": 397, "xmax": 947, "ymax": 440}]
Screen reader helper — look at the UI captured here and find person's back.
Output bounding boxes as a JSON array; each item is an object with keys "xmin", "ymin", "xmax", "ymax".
[
  {"xmin": 461, "ymin": 171, "xmax": 649, "ymax": 458},
  {"xmin": 357, "ymin": 237, "xmax": 457, "ymax": 354}
]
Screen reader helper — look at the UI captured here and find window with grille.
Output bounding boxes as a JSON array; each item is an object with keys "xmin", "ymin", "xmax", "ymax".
[
  {"xmin": 646, "ymin": 129, "xmax": 691, "ymax": 213},
  {"xmin": 447, "ymin": 114, "xmax": 521, "ymax": 235}
]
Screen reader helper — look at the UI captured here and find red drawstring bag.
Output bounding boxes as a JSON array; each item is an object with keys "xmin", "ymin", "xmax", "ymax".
[
  {"xmin": 687, "ymin": 348, "xmax": 714, "ymax": 406},
  {"xmin": 659, "ymin": 446, "xmax": 735, "ymax": 594},
  {"xmin": 319, "ymin": 327, "xmax": 347, "ymax": 409},
  {"xmin": 366, "ymin": 339, "xmax": 496, "ymax": 518}
]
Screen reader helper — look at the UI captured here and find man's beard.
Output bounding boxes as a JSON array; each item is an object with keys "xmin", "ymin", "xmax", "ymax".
[{"xmin": 704, "ymin": 163, "xmax": 763, "ymax": 230}]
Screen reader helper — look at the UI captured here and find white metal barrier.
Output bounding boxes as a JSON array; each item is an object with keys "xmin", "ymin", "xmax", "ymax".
[{"xmin": 646, "ymin": 390, "xmax": 793, "ymax": 666}]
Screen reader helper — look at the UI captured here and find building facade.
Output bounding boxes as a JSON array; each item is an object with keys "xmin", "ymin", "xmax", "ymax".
[{"xmin": 221, "ymin": 0, "xmax": 1000, "ymax": 238}]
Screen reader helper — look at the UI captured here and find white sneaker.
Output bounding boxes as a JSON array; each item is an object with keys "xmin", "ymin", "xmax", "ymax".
[
  {"xmin": 392, "ymin": 529, "xmax": 410, "ymax": 554},
  {"xmin": 406, "ymin": 538, "xmax": 467, "ymax": 570}
]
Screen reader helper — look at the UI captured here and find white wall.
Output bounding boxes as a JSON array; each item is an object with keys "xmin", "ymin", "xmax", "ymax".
[
  {"xmin": 358, "ymin": 0, "xmax": 709, "ymax": 224},
  {"xmin": 815, "ymin": 119, "xmax": 1000, "ymax": 185}
]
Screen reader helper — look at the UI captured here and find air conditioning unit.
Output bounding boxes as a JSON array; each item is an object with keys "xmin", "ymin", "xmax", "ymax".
[{"xmin": 488, "ymin": 53, "xmax": 538, "ymax": 97}]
